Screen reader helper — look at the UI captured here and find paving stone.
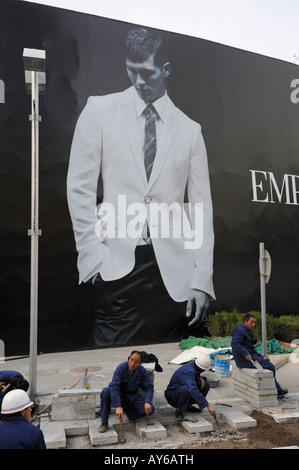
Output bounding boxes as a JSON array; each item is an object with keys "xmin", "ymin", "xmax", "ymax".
[
  {"xmin": 267, "ymin": 410, "xmax": 299, "ymax": 424},
  {"xmin": 232, "ymin": 366, "xmax": 278, "ymax": 407},
  {"xmin": 237, "ymin": 368, "xmax": 274, "ymax": 378},
  {"xmin": 221, "ymin": 409, "xmax": 257, "ymax": 430},
  {"xmin": 135, "ymin": 418, "xmax": 167, "ymax": 439},
  {"xmin": 40, "ymin": 417, "xmax": 66, "ymax": 449},
  {"xmin": 180, "ymin": 416, "xmax": 213, "ymax": 433},
  {"xmin": 233, "ymin": 382, "xmax": 278, "ymax": 403},
  {"xmin": 51, "ymin": 389, "xmax": 99, "ymax": 421},
  {"xmin": 88, "ymin": 420, "xmax": 118, "ymax": 446},
  {"xmin": 64, "ymin": 420, "xmax": 89, "ymax": 436},
  {"xmin": 232, "ymin": 368, "xmax": 276, "ymax": 389}
]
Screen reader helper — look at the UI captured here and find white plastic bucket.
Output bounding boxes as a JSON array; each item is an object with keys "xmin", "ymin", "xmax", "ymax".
[{"xmin": 214, "ymin": 355, "xmax": 230, "ymax": 377}]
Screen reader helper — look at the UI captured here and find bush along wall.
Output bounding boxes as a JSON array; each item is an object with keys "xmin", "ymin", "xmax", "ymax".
[{"xmin": 204, "ymin": 310, "xmax": 299, "ymax": 344}]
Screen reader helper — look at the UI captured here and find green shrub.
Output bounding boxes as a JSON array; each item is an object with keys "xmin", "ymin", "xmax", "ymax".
[
  {"xmin": 204, "ymin": 309, "xmax": 299, "ymax": 343},
  {"xmin": 273, "ymin": 315, "xmax": 299, "ymax": 343}
]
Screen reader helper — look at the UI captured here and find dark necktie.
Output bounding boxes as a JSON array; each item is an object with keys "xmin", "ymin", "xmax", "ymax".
[{"xmin": 144, "ymin": 104, "xmax": 157, "ymax": 181}]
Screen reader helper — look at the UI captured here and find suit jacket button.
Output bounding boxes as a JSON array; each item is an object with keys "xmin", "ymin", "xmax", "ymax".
[{"xmin": 144, "ymin": 196, "xmax": 152, "ymax": 204}]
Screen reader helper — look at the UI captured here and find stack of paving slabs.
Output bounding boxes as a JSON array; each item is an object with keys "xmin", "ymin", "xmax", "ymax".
[{"xmin": 232, "ymin": 366, "xmax": 278, "ymax": 407}]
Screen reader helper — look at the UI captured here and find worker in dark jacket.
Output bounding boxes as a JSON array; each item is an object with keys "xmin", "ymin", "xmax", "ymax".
[
  {"xmin": 0, "ymin": 370, "xmax": 29, "ymax": 419},
  {"xmin": 0, "ymin": 389, "xmax": 46, "ymax": 449},
  {"xmin": 231, "ymin": 314, "xmax": 288, "ymax": 398},
  {"xmin": 164, "ymin": 354, "xmax": 215, "ymax": 420},
  {"xmin": 98, "ymin": 350, "xmax": 155, "ymax": 432}
]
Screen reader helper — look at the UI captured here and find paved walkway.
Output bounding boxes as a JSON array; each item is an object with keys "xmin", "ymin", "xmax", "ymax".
[{"xmin": 2, "ymin": 342, "xmax": 299, "ymax": 449}]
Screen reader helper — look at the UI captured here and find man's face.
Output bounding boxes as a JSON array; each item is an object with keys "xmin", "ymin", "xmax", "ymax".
[
  {"xmin": 126, "ymin": 53, "xmax": 169, "ymax": 104},
  {"xmin": 128, "ymin": 353, "xmax": 141, "ymax": 372},
  {"xmin": 244, "ymin": 317, "xmax": 256, "ymax": 330}
]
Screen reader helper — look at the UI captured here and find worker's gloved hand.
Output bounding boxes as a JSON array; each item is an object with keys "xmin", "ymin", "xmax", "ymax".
[{"xmin": 186, "ymin": 290, "xmax": 210, "ymax": 327}]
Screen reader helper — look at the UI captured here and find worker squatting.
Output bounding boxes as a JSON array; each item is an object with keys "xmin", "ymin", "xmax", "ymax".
[{"xmin": 103, "ymin": 453, "xmax": 194, "ymax": 466}]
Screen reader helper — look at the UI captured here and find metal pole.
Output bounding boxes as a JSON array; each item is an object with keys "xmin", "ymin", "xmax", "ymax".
[
  {"xmin": 259, "ymin": 242, "xmax": 271, "ymax": 358},
  {"xmin": 28, "ymin": 70, "xmax": 41, "ymax": 399}
]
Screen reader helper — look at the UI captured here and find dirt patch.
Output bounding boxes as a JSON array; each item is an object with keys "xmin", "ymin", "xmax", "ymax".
[{"xmin": 180, "ymin": 411, "xmax": 299, "ymax": 449}]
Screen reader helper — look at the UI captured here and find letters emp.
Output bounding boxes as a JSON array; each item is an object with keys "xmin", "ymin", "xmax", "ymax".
[{"xmin": 251, "ymin": 170, "xmax": 299, "ymax": 205}]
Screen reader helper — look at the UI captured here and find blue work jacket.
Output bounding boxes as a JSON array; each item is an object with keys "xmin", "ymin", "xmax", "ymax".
[
  {"xmin": 0, "ymin": 415, "xmax": 46, "ymax": 449},
  {"xmin": 231, "ymin": 323, "xmax": 263, "ymax": 367},
  {"xmin": 109, "ymin": 362, "xmax": 154, "ymax": 408},
  {"xmin": 0, "ymin": 370, "xmax": 23, "ymax": 383},
  {"xmin": 165, "ymin": 361, "xmax": 209, "ymax": 409}
]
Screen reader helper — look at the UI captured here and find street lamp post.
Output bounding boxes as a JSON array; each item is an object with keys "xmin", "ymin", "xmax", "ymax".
[{"xmin": 23, "ymin": 48, "xmax": 46, "ymax": 399}]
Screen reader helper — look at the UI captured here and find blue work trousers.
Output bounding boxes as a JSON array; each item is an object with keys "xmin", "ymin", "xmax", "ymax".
[{"xmin": 100, "ymin": 387, "xmax": 155, "ymax": 423}]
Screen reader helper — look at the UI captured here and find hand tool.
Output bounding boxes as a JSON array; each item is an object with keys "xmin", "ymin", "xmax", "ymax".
[
  {"xmin": 1, "ymin": 383, "xmax": 12, "ymax": 394},
  {"xmin": 119, "ymin": 416, "xmax": 126, "ymax": 443},
  {"xmin": 250, "ymin": 359, "xmax": 263, "ymax": 370},
  {"xmin": 213, "ymin": 414, "xmax": 220, "ymax": 428},
  {"xmin": 176, "ymin": 417, "xmax": 198, "ymax": 423}
]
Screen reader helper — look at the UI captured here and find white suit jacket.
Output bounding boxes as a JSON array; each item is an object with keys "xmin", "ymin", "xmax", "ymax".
[{"xmin": 67, "ymin": 86, "xmax": 215, "ymax": 302}]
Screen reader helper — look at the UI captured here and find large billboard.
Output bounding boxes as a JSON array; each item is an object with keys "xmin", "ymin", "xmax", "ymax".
[{"xmin": 1, "ymin": 0, "xmax": 298, "ymax": 355}]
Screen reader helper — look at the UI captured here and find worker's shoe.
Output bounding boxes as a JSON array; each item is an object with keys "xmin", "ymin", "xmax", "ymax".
[
  {"xmin": 175, "ymin": 408, "xmax": 184, "ymax": 420},
  {"xmin": 98, "ymin": 422, "xmax": 108, "ymax": 433},
  {"xmin": 277, "ymin": 388, "xmax": 288, "ymax": 399}
]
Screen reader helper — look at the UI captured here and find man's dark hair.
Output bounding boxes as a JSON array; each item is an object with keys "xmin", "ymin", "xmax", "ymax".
[
  {"xmin": 126, "ymin": 28, "xmax": 168, "ymax": 67},
  {"xmin": 128, "ymin": 350, "xmax": 142, "ymax": 360},
  {"xmin": 243, "ymin": 313, "xmax": 256, "ymax": 323},
  {"xmin": 12, "ymin": 377, "xmax": 29, "ymax": 392}
]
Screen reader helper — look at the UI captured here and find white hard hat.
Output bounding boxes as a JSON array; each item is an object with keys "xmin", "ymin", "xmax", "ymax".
[
  {"xmin": 194, "ymin": 354, "xmax": 211, "ymax": 371},
  {"xmin": 1, "ymin": 389, "xmax": 34, "ymax": 414}
]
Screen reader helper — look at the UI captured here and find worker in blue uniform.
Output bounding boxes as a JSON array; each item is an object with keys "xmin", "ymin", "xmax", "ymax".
[
  {"xmin": 0, "ymin": 370, "xmax": 29, "ymax": 419},
  {"xmin": 0, "ymin": 389, "xmax": 46, "ymax": 449},
  {"xmin": 164, "ymin": 354, "xmax": 216, "ymax": 420},
  {"xmin": 98, "ymin": 350, "xmax": 155, "ymax": 432},
  {"xmin": 231, "ymin": 313, "xmax": 288, "ymax": 398}
]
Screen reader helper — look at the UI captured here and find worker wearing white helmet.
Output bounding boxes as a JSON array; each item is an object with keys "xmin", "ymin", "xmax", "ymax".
[
  {"xmin": 164, "ymin": 353, "xmax": 215, "ymax": 420},
  {"xmin": 0, "ymin": 389, "xmax": 46, "ymax": 449}
]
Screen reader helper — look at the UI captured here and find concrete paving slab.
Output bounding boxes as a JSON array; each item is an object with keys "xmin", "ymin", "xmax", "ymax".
[
  {"xmin": 180, "ymin": 416, "xmax": 213, "ymax": 433},
  {"xmin": 135, "ymin": 418, "xmax": 167, "ymax": 439},
  {"xmin": 88, "ymin": 420, "xmax": 118, "ymax": 446},
  {"xmin": 233, "ymin": 382, "xmax": 278, "ymax": 401},
  {"xmin": 220, "ymin": 409, "xmax": 257, "ymax": 430},
  {"xmin": 40, "ymin": 417, "xmax": 66, "ymax": 449},
  {"xmin": 64, "ymin": 420, "xmax": 89, "ymax": 436},
  {"xmin": 262, "ymin": 406, "xmax": 299, "ymax": 424},
  {"xmin": 232, "ymin": 368, "xmax": 276, "ymax": 389},
  {"xmin": 237, "ymin": 368, "xmax": 274, "ymax": 378},
  {"xmin": 51, "ymin": 391, "xmax": 97, "ymax": 421}
]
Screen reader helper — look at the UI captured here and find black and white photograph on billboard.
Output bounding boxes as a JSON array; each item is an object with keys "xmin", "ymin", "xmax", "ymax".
[{"xmin": 66, "ymin": 27, "xmax": 215, "ymax": 348}]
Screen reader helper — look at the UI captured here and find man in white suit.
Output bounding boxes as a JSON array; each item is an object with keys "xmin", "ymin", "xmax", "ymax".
[{"xmin": 67, "ymin": 28, "xmax": 215, "ymax": 346}]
